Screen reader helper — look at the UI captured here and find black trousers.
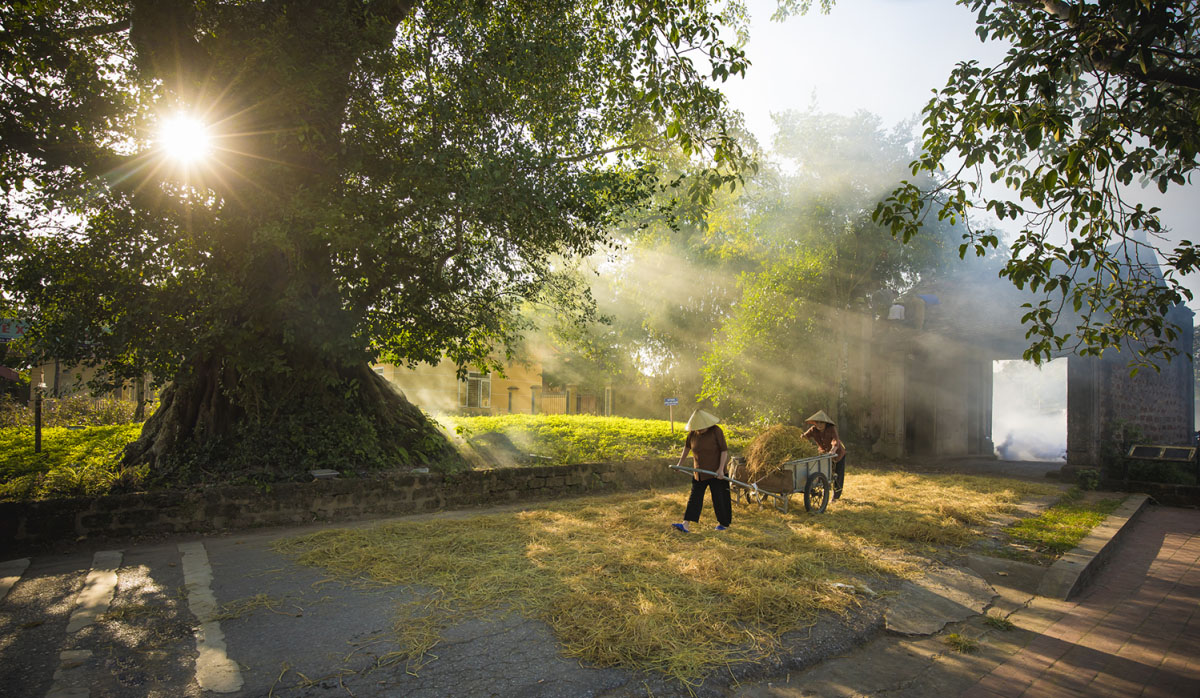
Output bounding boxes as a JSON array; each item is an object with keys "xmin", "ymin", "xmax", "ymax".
[
  {"xmin": 683, "ymin": 477, "xmax": 732, "ymax": 527},
  {"xmin": 833, "ymin": 456, "xmax": 846, "ymax": 499}
]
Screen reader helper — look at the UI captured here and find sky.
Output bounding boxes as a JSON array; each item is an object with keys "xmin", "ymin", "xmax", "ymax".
[{"xmin": 718, "ymin": 0, "xmax": 1200, "ymax": 309}]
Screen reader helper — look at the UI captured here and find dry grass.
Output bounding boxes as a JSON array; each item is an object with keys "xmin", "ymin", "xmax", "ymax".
[{"xmin": 274, "ymin": 467, "xmax": 1054, "ymax": 685}]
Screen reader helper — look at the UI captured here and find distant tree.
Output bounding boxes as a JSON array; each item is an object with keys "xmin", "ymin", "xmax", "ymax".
[
  {"xmin": 866, "ymin": 0, "xmax": 1200, "ymax": 367},
  {"xmin": 0, "ymin": 0, "xmax": 750, "ymax": 483},
  {"xmin": 699, "ymin": 110, "xmax": 959, "ymax": 423}
]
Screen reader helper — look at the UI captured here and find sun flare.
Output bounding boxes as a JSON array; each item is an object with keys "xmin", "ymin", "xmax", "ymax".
[{"xmin": 158, "ymin": 114, "xmax": 212, "ymax": 164}]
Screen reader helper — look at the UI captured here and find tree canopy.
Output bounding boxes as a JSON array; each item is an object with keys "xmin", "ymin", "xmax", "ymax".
[
  {"xmin": 0, "ymin": 0, "xmax": 751, "ymax": 481},
  {"xmin": 869, "ymin": 0, "xmax": 1200, "ymax": 367},
  {"xmin": 543, "ymin": 110, "xmax": 960, "ymax": 424}
]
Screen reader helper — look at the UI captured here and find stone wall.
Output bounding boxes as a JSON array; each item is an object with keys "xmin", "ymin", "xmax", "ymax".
[
  {"xmin": 1101, "ymin": 353, "xmax": 1192, "ymax": 446},
  {"xmin": 1069, "ymin": 326, "xmax": 1195, "ymax": 471},
  {"xmin": 1100, "ymin": 479, "xmax": 1200, "ymax": 508},
  {"xmin": 0, "ymin": 459, "xmax": 678, "ymax": 554}
]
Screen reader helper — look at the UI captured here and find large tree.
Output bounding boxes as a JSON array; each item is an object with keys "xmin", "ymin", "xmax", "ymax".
[
  {"xmin": 699, "ymin": 109, "xmax": 959, "ymax": 424},
  {"xmin": 866, "ymin": 0, "xmax": 1200, "ymax": 367},
  {"xmin": 0, "ymin": 0, "xmax": 750, "ymax": 483}
]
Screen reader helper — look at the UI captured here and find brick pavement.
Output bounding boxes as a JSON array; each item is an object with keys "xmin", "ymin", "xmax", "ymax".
[{"xmin": 963, "ymin": 506, "xmax": 1200, "ymax": 698}]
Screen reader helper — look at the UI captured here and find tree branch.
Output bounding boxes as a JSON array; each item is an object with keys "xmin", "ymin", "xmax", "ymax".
[
  {"xmin": 1007, "ymin": 0, "xmax": 1200, "ymax": 90},
  {"xmin": 66, "ymin": 19, "xmax": 131, "ymax": 39}
]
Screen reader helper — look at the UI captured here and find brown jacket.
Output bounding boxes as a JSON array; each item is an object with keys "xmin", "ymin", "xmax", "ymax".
[
  {"xmin": 803, "ymin": 424, "xmax": 846, "ymax": 462},
  {"xmin": 685, "ymin": 426, "xmax": 728, "ymax": 480}
]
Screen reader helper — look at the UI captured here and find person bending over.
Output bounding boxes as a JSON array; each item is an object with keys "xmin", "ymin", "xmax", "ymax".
[{"xmin": 803, "ymin": 410, "xmax": 847, "ymax": 501}]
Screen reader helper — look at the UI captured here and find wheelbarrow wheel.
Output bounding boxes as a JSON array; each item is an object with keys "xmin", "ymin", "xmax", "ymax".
[{"xmin": 804, "ymin": 472, "xmax": 831, "ymax": 513}]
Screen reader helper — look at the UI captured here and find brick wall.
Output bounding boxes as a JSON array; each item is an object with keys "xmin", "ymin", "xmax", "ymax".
[
  {"xmin": 1102, "ymin": 353, "xmax": 1192, "ymax": 446},
  {"xmin": 0, "ymin": 460, "xmax": 678, "ymax": 554}
]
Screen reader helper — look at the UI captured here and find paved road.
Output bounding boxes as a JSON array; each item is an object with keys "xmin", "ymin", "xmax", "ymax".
[
  {"xmin": 0, "ymin": 509, "xmax": 743, "ymax": 698},
  {"xmin": 2, "ymin": 498, "xmax": 1196, "ymax": 698}
]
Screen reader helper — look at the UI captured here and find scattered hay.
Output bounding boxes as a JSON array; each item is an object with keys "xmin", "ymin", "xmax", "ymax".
[
  {"xmin": 273, "ymin": 468, "xmax": 1056, "ymax": 686},
  {"xmin": 211, "ymin": 593, "xmax": 303, "ymax": 621},
  {"xmin": 741, "ymin": 425, "xmax": 819, "ymax": 482}
]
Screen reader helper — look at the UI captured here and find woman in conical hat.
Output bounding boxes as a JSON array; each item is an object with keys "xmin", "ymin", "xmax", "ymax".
[
  {"xmin": 803, "ymin": 410, "xmax": 847, "ymax": 501},
  {"xmin": 671, "ymin": 409, "xmax": 731, "ymax": 533}
]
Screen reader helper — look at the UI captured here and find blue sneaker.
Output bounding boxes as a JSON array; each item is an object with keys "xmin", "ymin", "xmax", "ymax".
[
  {"xmin": 715, "ymin": 525, "xmax": 729, "ymax": 531},
  {"xmin": 671, "ymin": 523, "xmax": 690, "ymax": 533}
]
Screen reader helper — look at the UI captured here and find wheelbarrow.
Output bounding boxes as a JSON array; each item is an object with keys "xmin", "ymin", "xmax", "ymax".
[{"xmin": 670, "ymin": 451, "xmax": 836, "ymax": 514}]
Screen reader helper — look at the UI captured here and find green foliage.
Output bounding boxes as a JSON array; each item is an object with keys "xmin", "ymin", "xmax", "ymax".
[
  {"xmin": 872, "ymin": 0, "xmax": 1200, "ymax": 368},
  {"xmin": 943, "ymin": 633, "xmax": 979, "ymax": 653},
  {"xmin": 1097, "ymin": 419, "xmax": 1197, "ymax": 484},
  {"xmin": 1099, "ymin": 419, "xmax": 1145, "ymax": 479},
  {"xmin": 0, "ymin": 394, "xmax": 141, "ymax": 428},
  {"xmin": 1075, "ymin": 468, "xmax": 1101, "ymax": 491},
  {"xmin": 0, "ymin": 425, "xmax": 144, "ymax": 501},
  {"xmin": 1006, "ymin": 489, "xmax": 1123, "ymax": 556},
  {"xmin": 0, "ymin": 0, "xmax": 751, "ymax": 475},
  {"xmin": 448, "ymin": 414, "xmax": 754, "ymax": 465},
  {"xmin": 1122, "ymin": 460, "xmax": 1197, "ymax": 486},
  {"xmin": 983, "ymin": 613, "xmax": 1015, "ymax": 631},
  {"xmin": 0, "ymin": 414, "xmax": 753, "ymax": 500},
  {"xmin": 698, "ymin": 109, "xmax": 960, "ymax": 422}
]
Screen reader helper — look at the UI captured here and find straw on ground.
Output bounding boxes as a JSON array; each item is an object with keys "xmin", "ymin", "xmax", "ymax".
[{"xmin": 275, "ymin": 468, "xmax": 1055, "ymax": 685}]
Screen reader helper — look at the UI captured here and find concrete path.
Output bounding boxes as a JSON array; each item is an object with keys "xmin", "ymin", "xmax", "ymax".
[
  {"xmin": 966, "ymin": 505, "xmax": 1200, "ymax": 698},
  {"xmin": 3, "ymin": 495, "xmax": 1196, "ymax": 697},
  {"xmin": 733, "ymin": 504, "xmax": 1200, "ymax": 698}
]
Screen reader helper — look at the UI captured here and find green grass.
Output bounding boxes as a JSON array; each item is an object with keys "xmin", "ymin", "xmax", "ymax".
[
  {"xmin": 0, "ymin": 415, "xmax": 756, "ymax": 500},
  {"xmin": 442, "ymin": 413, "xmax": 756, "ymax": 465},
  {"xmin": 1005, "ymin": 489, "xmax": 1124, "ymax": 557},
  {"xmin": 983, "ymin": 612, "xmax": 1015, "ymax": 631},
  {"xmin": 0, "ymin": 424, "xmax": 144, "ymax": 501},
  {"xmin": 943, "ymin": 633, "xmax": 979, "ymax": 653}
]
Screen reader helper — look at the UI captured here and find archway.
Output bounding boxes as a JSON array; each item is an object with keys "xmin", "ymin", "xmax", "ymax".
[{"xmin": 992, "ymin": 358, "xmax": 1068, "ymax": 462}]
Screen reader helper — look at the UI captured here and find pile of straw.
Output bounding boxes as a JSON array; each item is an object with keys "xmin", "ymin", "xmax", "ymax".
[{"xmin": 741, "ymin": 425, "xmax": 819, "ymax": 481}]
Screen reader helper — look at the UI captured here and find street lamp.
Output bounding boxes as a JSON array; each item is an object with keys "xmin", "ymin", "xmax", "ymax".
[{"xmin": 34, "ymin": 381, "xmax": 46, "ymax": 453}]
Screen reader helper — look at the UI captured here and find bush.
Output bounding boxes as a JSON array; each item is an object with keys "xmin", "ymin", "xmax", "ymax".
[
  {"xmin": 1076, "ymin": 468, "xmax": 1101, "ymax": 491},
  {"xmin": 1123, "ymin": 459, "xmax": 1197, "ymax": 485},
  {"xmin": 0, "ymin": 394, "xmax": 143, "ymax": 428},
  {"xmin": 0, "ymin": 424, "xmax": 144, "ymax": 501}
]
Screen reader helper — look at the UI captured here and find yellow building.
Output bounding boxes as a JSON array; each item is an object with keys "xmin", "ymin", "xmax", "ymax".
[{"xmin": 372, "ymin": 359, "xmax": 544, "ymax": 415}]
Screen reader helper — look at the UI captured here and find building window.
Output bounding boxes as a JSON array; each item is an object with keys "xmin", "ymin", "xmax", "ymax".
[{"xmin": 459, "ymin": 371, "xmax": 491, "ymax": 408}]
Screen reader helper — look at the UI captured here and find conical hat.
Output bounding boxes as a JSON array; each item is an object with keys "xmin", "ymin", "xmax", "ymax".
[
  {"xmin": 685, "ymin": 409, "xmax": 720, "ymax": 431},
  {"xmin": 805, "ymin": 410, "xmax": 835, "ymax": 426}
]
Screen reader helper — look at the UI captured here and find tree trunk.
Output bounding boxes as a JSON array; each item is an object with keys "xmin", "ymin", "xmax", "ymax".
[{"xmin": 121, "ymin": 354, "xmax": 459, "ymax": 487}]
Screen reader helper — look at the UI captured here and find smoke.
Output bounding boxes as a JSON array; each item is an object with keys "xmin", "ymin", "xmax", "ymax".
[{"xmin": 992, "ymin": 358, "xmax": 1067, "ymax": 462}]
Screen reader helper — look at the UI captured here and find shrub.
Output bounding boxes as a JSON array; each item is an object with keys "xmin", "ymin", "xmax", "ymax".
[
  {"xmin": 1076, "ymin": 468, "xmax": 1101, "ymax": 491},
  {"xmin": 1123, "ymin": 460, "xmax": 1197, "ymax": 485},
  {"xmin": 0, "ymin": 394, "xmax": 142, "ymax": 428},
  {"xmin": 0, "ymin": 424, "xmax": 144, "ymax": 500}
]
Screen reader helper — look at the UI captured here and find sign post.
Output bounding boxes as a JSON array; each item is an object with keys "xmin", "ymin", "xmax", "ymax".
[{"xmin": 664, "ymin": 397, "xmax": 679, "ymax": 433}]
